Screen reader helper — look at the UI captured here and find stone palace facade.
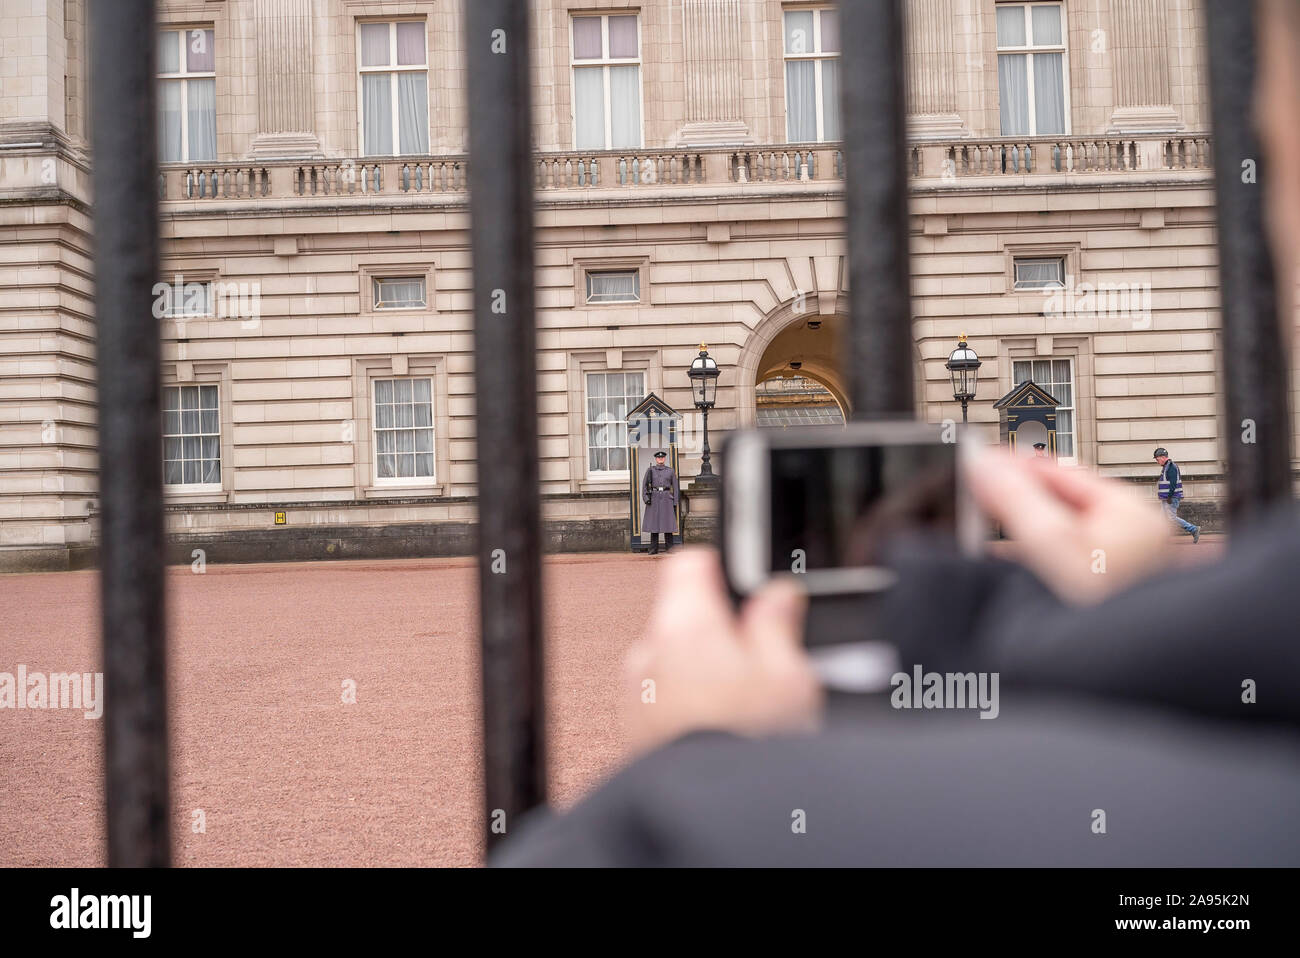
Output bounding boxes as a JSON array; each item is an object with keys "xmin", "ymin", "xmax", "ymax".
[{"xmin": 1, "ymin": 0, "xmax": 1290, "ymax": 570}]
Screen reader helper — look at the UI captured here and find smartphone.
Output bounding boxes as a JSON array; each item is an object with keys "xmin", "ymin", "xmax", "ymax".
[{"xmin": 721, "ymin": 421, "xmax": 981, "ymax": 598}]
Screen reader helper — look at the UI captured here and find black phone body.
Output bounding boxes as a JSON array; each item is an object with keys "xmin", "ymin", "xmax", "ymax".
[{"xmin": 720, "ymin": 421, "xmax": 981, "ymax": 599}]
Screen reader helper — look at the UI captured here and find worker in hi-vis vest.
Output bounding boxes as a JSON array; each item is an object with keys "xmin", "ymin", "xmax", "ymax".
[{"xmin": 1154, "ymin": 447, "xmax": 1200, "ymax": 544}]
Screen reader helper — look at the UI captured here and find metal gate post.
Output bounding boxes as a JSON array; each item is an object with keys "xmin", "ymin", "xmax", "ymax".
[
  {"xmin": 840, "ymin": 0, "xmax": 916, "ymax": 418},
  {"xmin": 1205, "ymin": 0, "xmax": 1294, "ymax": 528},
  {"xmin": 89, "ymin": 0, "xmax": 172, "ymax": 867},
  {"xmin": 464, "ymin": 0, "xmax": 548, "ymax": 852}
]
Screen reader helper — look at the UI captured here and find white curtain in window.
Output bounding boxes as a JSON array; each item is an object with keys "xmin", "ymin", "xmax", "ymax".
[
  {"xmin": 158, "ymin": 31, "xmax": 180, "ymax": 72},
  {"xmin": 1033, "ymin": 53, "xmax": 1066, "ymax": 135},
  {"xmin": 1055, "ymin": 410, "xmax": 1075, "ymax": 457},
  {"xmin": 820, "ymin": 10, "xmax": 841, "ymax": 52},
  {"xmin": 201, "ymin": 437, "xmax": 220, "ymax": 483},
  {"xmin": 1017, "ymin": 260, "xmax": 1063, "ymax": 287},
  {"xmin": 588, "ymin": 271, "xmax": 638, "ymax": 301},
  {"xmin": 360, "ymin": 23, "xmax": 391, "ymax": 67},
  {"xmin": 396, "ymin": 21, "xmax": 425, "ymax": 65},
  {"xmin": 998, "ymin": 54, "xmax": 1029, "ymax": 135},
  {"xmin": 785, "ymin": 60, "xmax": 817, "ymax": 142},
  {"xmin": 159, "ymin": 80, "xmax": 182, "ymax": 162},
  {"xmin": 572, "ymin": 17, "xmax": 603, "ymax": 59},
  {"xmin": 608, "ymin": 16, "xmax": 638, "ymax": 57},
  {"xmin": 186, "ymin": 78, "xmax": 217, "ymax": 161},
  {"xmin": 398, "ymin": 72, "xmax": 429, "ymax": 153},
  {"xmin": 187, "ymin": 29, "xmax": 215, "ymax": 72},
  {"xmin": 362, "ymin": 74, "xmax": 392, "ymax": 154},
  {"xmin": 573, "ymin": 67, "xmax": 605, "ymax": 149},
  {"xmin": 784, "ymin": 10, "xmax": 814, "ymax": 54},
  {"xmin": 996, "ymin": 5, "xmax": 1026, "ymax": 46},
  {"xmin": 588, "ymin": 428, "xmax": 607, "ymax": 471},
  {"xmin": 609, "ymin": 65, "xmax": 640, "ymax": 148},
  {"xmin": 1031, "ymin": 5, "xmax": 1062, "ymax": 45},
  {"xmin": 375, "ymin": 278, "xmax": 425, "ymax": 307},
  {"xmin": 820, "ymin": 59, "xmax": 841, "ymax": 141}
]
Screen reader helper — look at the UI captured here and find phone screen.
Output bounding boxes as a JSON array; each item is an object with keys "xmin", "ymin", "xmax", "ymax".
[{"xmin": 767, "ymin": 441, "xmax": 957, "ymax": 573}]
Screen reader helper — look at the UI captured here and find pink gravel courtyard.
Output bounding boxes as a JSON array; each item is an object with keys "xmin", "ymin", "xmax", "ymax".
[{"xmin": 0, "ymin": 552, "xmax": 660, "ymax": 867}]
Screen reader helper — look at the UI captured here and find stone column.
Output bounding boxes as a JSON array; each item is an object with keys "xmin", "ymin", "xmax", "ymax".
[
  {"xmin": 249, "ymin": 0, "xmax": 322, "ymax": 157},
  {"xmin": 1109, "ymin": 0, "xmax": 1182, "ymax": 131},
  {"xmin": 676, "ymin": 0, "xmax": 752, "ymax": 144},
  {"xmin": 905, "ymin": 0, "xmax": 966, "ymax": 138}
]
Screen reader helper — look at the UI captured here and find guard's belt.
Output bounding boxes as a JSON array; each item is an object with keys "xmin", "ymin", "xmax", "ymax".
[{"xmin": 651, "ymin": 486, "xmax": 672, "ymax": 491}]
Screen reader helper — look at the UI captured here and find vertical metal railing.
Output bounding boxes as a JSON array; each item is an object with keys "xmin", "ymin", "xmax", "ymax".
[
  {"xmin": 841, "ymin": 0, "xmax": 915, "ymax": 417},
  {"xmin": 80, "ymin": 0, "xmax": 1291, "ymax": 869},
  {"xmin": 465, "ymin": 0, "xmax": 548, "ymax": 852},
  {"xmin": 1205, "ymin": 0, "xmax": 1295, "ymax": 529},
  {"xmin": 90, "ymin": 0, "xmax": 172, "ymax": 867}
]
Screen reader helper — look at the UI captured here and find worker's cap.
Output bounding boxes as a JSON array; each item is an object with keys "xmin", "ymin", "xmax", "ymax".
[
  {"xmin": 1032, "ymin": 442, "xmax": 1047, "ymax": 449},
  {"xmin": 1153, "ymin": 447, "xmax": 1168, "ymax": 459},
  {"xmin": 654, "ymin": 450, "xmax": 667, "ymax": 458}
]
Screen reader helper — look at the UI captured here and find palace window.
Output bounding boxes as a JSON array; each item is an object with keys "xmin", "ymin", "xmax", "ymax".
[
  {"xmin": 585, "ymin": 269, "xmax": 640, "ymax": 304},
  {"xmin": 373, "ymin": 276, "xmax": 427, "ymax": 310},
  {"xmin": 157, "ymin": 279, "xmax": 214, "ymax": 317},
  {"xmin": 783, "ymin": 7, "xmax": 840, "ymax": 142},
  {"xmin": 158, "ymin": 28, "xmax": 216, "ymax": 162},
  {"xmin": 585, "ymin": 371, "xmax": 645, "ymax": 476},
  {"xmin": 373, "ymin": 378, "xmax": 436, "ymax": 481},
  {"xmin": 996, "ymin": 3, "xmax": 1068, "ymax": 136},
  {"xmin": 571, "ymin": 14, "xmax": 643, "ymax": 150},
  {"xmin": 1013, "ymin": 358, "xmax": 1075, "ymax": 459},
  {"xmin": 358, "ymin": 20, "xmax": 430, "ymax": 156},
  {"xmin": 1013, "ymin": 256, "xmax": 1066, "ymax": 289},
  {"xmin": 163, "ymin": 385, "xmax": 221, "ymax": 486}
]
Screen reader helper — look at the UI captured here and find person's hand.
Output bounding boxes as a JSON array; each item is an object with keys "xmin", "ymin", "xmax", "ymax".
[
  {"xmin": 623, "ymin": 549, "xmax": 822, "ymax": 757},
  {"xmin": 964, "ymin": 446, "xmax": 1171, "ymax": 604}
]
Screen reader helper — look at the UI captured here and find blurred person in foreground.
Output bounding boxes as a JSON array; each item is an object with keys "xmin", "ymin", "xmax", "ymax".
[{"xmin": 494, "ymin": 0, "xmax": 1300, "ymax": 866}]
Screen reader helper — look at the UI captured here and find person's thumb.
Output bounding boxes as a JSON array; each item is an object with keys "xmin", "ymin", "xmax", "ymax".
[{"xmin": 739, "ymin": 577, "xmax": 809, "ymax": 658}]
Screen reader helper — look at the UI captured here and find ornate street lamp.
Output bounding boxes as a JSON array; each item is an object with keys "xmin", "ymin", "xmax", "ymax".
[
  {"xmin": 687, "ymin": 344, "xmax": 720, "ymax": 485},
  {"xmin": 945, "ymin": 333, "xmax": 982, "ymax": 424}
]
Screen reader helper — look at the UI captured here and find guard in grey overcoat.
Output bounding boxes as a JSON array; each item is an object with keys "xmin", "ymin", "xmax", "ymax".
[{"xmin": 641, "ymin": 450, "xmax": 679, "ymax": 554}]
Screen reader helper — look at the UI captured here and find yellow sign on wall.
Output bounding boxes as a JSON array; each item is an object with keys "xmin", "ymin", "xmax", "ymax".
[{"xmin": 274, "ymin": 511, "xmax": 287, "ymax": 525}]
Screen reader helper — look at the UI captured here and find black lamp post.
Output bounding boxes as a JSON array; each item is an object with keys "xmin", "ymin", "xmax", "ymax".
[
  {"xmin": 688, "ymin": 345, "xmax": 720, "ymax": 487},
  {"xmin": 946, "ymin": 334, "xmax": 982, "ymax": 424}
]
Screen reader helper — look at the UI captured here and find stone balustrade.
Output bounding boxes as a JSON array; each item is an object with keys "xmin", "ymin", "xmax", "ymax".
[
  {"xmin": 909, "ymin": 134, "xmax": 1212, "ymax": 179},
  {"xmin": 157, "ymin": 133, "xmax": 1212, "ymax": 204}
]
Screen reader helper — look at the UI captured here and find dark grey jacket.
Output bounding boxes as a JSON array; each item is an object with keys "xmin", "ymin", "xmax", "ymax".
[
  {"xmin": 494, "ymin": 509, "xmax": 1300, "ymax": 867},
  {"xmin": 641, "ymin": 463, "xmax": 679, "ymax": 534}
]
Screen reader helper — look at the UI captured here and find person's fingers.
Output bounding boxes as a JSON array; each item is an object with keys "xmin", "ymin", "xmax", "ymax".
[
  {"xmin": 963, "ymin": 446, "xmax": 1077, "ymax": 536},
  {"xmin": 738, "ymin": 576, "xmax": 809, "ymax": 659},
  {"xmin": 1026, "ymin": 458, "xmax": 1133, "ymax": 512},
  {"xmin": 652, "ymin": 548, "xmax": 735, "ymax": 640}
]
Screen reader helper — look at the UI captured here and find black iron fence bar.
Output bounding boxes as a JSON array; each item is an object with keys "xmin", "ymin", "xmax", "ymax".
[
  {"xmin": 89, "ymin": 0, "xmax": 172, "ymax": 867},
  {"xmin": 464, "ymin": 0, "xmax": 548, "ymax": 851},
  {"xmin": 1205, "ymin": 0, "xmax": 1294, "ymax": 529},
  {"xmin": 841, "ymin": 0, "xmax": 916, "ymax": 418}
]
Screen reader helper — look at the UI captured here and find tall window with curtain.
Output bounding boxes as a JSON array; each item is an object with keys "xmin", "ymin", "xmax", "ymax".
[
  {"xmin": 783, "ymin": 7, "xmax": 840, "ymax": 143},
  {"xmin": 358, "ymin": 20, "xmax": 429, "ymax": 156},
  {"xmin": 158, "ymin": 28, "xmax": 217, "ymax": 162},
  {"xmin": 570, "ymin": 14, "xmax": 642, "ymax": 150},
  {"xmin": 373, "ymin": 378, "xmax": 436, "ymax": 482},
  {"xmin": 996, "ymin": 3, "xmax": 1068, "ymax": 136},
  {"xmin": 163, "ymin": 385, "xmax": 221, "ymax": 487},
  {"xmin": 1013, "ymin": 358, "xmax": 1076, "ymax": 460},
  {"xmin": 586, "ymin": 371, "xmax": 645, "ymax": 477}
]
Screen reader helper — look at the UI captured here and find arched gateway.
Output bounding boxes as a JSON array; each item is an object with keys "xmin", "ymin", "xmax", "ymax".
[{"xmin": 736, "ymin": 297, "xmax": 852, "ymax": 426}]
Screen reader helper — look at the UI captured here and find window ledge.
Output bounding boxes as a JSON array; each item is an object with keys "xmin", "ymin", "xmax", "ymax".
[
  {"xmin": 580, "ymin": 477, "xmax": 630, "ymax": 492},
  {"xmin": 364, "ymin": 484, "xmax": 445, "ymax": 499},
  {"xmin": 163, "ymin": 489, "xmax": 229, "ymax": 504}
]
